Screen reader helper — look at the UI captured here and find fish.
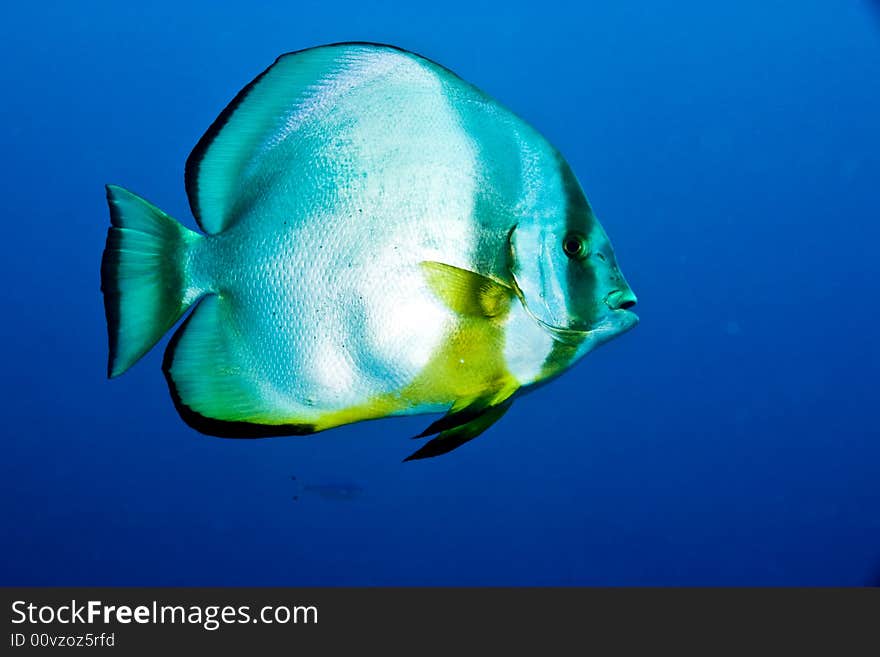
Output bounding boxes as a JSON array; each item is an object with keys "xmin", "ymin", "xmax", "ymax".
[
  {"xmin": 291, "ymin": 476, "xmax": 363, "ymax": 502},
  {"xmin": 100, "ymin": 42, "xmax": 638, "ymax": 461}
]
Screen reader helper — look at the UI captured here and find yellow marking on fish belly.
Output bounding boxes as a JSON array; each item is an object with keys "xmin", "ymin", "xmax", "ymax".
[{"xmin": 310, "ymin": 305, "xmax": 519, "ymax": 432}]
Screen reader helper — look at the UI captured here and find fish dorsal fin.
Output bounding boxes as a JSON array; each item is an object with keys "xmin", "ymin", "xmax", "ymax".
[
  {"xmin": 421, "ymin": 261, "xmax": 515, "ymax": 320},
  {"xmin": 185, "ymin": 43, "xmax": 448, "ymax": 234}
]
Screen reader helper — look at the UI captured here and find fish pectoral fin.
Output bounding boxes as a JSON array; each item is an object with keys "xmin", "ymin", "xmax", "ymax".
[
  {"xmin": 404, "ymin": 397, "xmax": 515, "ymax": 461},
  {"xmin": 420, "ymin": 261, "xmax": 515, "ymax": 320}
]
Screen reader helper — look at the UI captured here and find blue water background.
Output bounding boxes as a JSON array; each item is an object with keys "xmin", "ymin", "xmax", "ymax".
[{"xmin": 1, "ymin": 0, "xmax": 878, "ymax": 585}]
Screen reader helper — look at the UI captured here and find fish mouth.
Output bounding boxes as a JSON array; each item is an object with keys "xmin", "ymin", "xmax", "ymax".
[{"xmin": 604, "ymin": 288, "xmax": 638, "ymax": 311}]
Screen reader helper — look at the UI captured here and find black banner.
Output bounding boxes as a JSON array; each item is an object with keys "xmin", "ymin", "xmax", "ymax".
[{"xmin": 2, "ymin": 588, "xmax": 878, "ymax": 652}]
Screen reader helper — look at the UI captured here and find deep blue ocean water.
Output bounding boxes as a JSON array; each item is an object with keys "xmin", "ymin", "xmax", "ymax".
[{"xmin": 1, "ymin": 1, "xmax": 878, "ymax": 586}]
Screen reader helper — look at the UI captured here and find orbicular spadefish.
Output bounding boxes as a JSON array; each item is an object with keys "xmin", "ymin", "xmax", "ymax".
[{"xmin": 101, "ymin": 43, "xmax": 639, "ymax": 461}]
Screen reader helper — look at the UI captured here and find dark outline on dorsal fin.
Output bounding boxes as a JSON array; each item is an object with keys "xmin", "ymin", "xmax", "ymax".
[
  {"xmin": 184, "ymin": 42, "xmax": 462, "ymax": 233},
  {"xmin": 184, "ymin": 64, "xmax": 274, "ymax": 231},
  {"xmin": 161, "ymin": 299, "xmax": 316, "ymax": 439}
]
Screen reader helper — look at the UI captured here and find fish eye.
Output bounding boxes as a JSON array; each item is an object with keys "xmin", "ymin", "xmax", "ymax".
[{"xmin": 562, "ymin": 233, "xmax": 588, "ymax": 260}]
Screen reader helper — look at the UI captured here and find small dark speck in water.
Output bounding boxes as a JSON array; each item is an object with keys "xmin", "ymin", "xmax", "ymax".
[{"xmin": 291, "ymin": 475, "xmax": 365, "ymax": 502}]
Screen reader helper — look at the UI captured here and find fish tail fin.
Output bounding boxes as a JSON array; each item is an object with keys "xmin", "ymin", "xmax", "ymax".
[{"xmin": 101, "ymin": 184, "xmax": 204, "ymax": 378}]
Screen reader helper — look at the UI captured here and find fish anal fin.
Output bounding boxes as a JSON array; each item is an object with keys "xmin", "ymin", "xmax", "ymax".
[
  {"xmin": 163, "ymin": 295, "xmax": 316, "ymax": 438},
  {"xmin": 404, "ymin": 397, "xmax": 515, "ymax": 461},
  {"xmin": 420, "ymin": 261, "xmax": 514, "ymax": 321}
]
